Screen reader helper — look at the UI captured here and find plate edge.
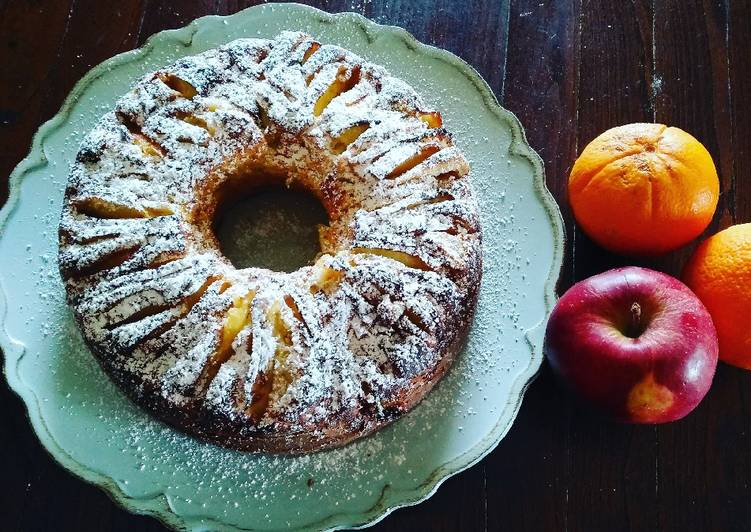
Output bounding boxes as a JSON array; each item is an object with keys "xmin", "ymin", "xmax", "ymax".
[{"xmin": 0, "ymin": 4, "xmax": 566, "ymax": 531}]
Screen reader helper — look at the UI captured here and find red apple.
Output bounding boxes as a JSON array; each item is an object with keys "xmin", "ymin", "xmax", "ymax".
[{"xmin": 544, "ymin": 266, "xmax": 718, "ymax": 423}]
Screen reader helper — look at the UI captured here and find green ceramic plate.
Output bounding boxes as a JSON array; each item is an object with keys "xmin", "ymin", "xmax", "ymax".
[{"xmin": 0, "ymin": 4, "xmax": 563, "ymax": 531}]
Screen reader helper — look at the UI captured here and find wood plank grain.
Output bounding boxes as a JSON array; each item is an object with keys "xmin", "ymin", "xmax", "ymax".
[
  {"xmin": 573, "ymin": 0, "xmax": 655, "ymax": 280},
  {"xmin": 730, "ymin": 0, "xmax": 751, "ymax": 222},
  {"xmin": 566, "ymin": 2, "xmax": 661, "ymax": 531},
  {"xmin": 360, "ymin": 0, "xmax": 510, "ymax": 95},
  {"xmin": 648, "ymin": 0, "xmax": 734, "ymax": 275},
  {"xmin": 705, "ymin": 1, "xmax": 751, "ymax": 531},
  {"xmin": 2, "ymin": 1, "xmax": 751, "ymax": 531},
  {"xmin": 0, "ymin": 1, "xmax": 78, "ymax": 527},
  {"xmin": 0, "ymin": 2, "xmax": 155, "ymax": 530},
  {"xmin": 0, "ymin": 0, "xmax": 75, "ymax": 209},
  {"xmin": 486, "ymin": 1, "xmax": 580, "ymax": 530},
  {"xmin": 369, "ymin": 464, "xmax": 488, "ymax": 532},
  {"xmin": 648, "ymin": 3, "xmax": 749, "ymax": 532},
  {"xmin": 37, "ymin": 0, "xmax": 148, "ymax": 119}
]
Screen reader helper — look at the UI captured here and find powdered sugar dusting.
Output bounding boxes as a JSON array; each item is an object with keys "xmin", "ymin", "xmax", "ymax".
[
  {"xmin": 58, "ymin": 31, "xmax": 481, "ymax": 453},
  {"xmin": 1, "ymin": 5, "xmax": 563, "ymax": 527}
]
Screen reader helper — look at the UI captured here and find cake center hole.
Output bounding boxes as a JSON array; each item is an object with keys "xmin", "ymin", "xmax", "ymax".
[{"xmin": 215, "ymin": 186, "xmax": 328, "ymax": 272}]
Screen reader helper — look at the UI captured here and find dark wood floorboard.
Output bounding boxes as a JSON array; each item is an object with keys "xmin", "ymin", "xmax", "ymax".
[{"xmin": 1, "ymin": 1, "xmax": 749, "ymax": 530}]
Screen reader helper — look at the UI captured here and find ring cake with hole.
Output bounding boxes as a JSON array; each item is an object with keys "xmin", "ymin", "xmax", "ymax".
[{"xmin": 58, "ymin": 31, "xmax": 482, "ymax": 454}]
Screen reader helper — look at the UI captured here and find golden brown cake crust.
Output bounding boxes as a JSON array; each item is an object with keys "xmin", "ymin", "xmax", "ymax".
[{"xmin": 58, "ymin": 31, "xmax": 482, "ymax": 454}]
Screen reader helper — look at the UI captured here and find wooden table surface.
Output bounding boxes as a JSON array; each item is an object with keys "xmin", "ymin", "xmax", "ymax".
[{"xmin": 1, "ymin": 1, "xmax": 749, "ymax": 530}]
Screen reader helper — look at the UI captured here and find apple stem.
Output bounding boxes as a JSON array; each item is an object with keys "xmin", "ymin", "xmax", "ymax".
[{"xmin": 630, "ymin": 302, "xmax": 642, "ymax": 336}]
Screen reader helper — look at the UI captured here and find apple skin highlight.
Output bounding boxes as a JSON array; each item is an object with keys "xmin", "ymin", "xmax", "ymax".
[{"xmin": 544, "ymin": 267, "xmax": 719, "ymax": 423}]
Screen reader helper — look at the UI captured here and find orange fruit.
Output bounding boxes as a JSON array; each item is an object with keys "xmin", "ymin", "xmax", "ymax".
[
  {"xmin": 683, "ymin": 223, "xmax": 751, "ymax": 369},
  {"xmin": 568, "ymin": 123, "xmax": 719, "ymax": 255}
]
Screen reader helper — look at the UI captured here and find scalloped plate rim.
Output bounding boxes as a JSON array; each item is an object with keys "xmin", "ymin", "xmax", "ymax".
[{"xmin": 0, "ymin": 4, "xmax": 565, "ymax": 531}]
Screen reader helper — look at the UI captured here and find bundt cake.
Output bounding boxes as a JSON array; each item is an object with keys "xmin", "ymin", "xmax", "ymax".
[{"xmin": 58, "ymin": 31, "xmax": 482, "ymax": 454}]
